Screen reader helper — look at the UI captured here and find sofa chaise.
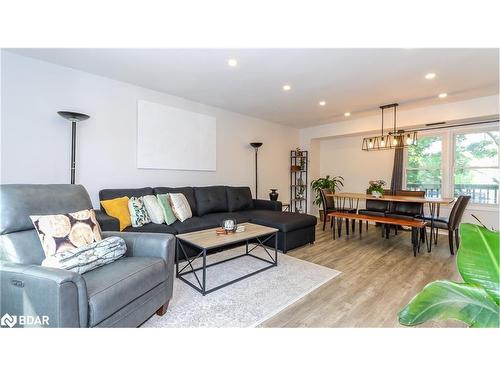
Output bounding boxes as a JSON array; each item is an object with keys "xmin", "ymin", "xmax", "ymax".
[{"xmin": 97, "ymin": 186, "xmax": 317, "ymax": 254}]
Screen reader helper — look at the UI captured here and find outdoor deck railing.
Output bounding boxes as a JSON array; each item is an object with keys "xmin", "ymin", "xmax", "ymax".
[{"xmin": 406, "ymin": 183, "xmax": 499, "ymax": 204}]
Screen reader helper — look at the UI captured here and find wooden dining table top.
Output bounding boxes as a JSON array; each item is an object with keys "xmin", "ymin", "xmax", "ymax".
[{"xmin": 325, "ymin": 192, "xmax": 455, "ymax": 205}]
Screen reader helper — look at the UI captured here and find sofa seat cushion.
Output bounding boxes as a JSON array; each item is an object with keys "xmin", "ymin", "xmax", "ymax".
[
  {"xmin": 201, "ymin": 212, "xmax": 253, "ymax": 226},
  {"xmin": 389, "ymin": 202, "xmax": 423, "ymax": 217},
  {"xmin": 226, "ymin": 186, "xmax": 254, "ymax": 211},
  {"xmin": 422, "ymin": 219, "xmax": 448, "ymax": 229},
  {"xmin": 245, "ymin": 210, "xmax": 317, "ymax": 232},
  {"xmin": 83, "ymin": 256, "xmax": 166, "ymax": 327},
  {"xmin": 123, "ymin": 223, "xmax": 178, "ymax": 235},
  {"xmin": 421, "ymin": 216, "xmax": 448, "ymax": 223},
  {"xmin": 358, "ymin": 209, "xmax": 386, "ymax": 217},
  {"xmin": 171, "ymin": 217, "xmax": 218, "ymax": 234},
  {"xmin": 385, "ymin": 213, "xmax": 423, "ymax": 221},
  {"xmin": 194, "ymin": 186, "xmax": 228, "ymax": 216},
  {"xmin": 365, "ymin": 199, "xmax": 390, "ymax": 212}
]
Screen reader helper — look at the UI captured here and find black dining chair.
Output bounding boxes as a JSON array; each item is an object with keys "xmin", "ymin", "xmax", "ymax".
[
  {"xmin": 358, "ymin": 189, "xmax": 391, "ymax": 232},
  {"xmin": 320, "ymin": 188, "xmax": 358, "ymax": 235},
  {"xmin": 385, "ymin": 190, "xmax": 425, "ymax": 236},
  {"xmin": 320, "ymin": 188, "xmax": 336, "ymax": 231},
  {"xmin": 422, "ymin": 195, "xmax": 471, "ymax": 255}
]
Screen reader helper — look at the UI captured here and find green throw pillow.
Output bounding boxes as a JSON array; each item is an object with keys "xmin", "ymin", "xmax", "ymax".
[{"xmin": 157, "ymin": 194, "xmax": 177, "ymax": 225}]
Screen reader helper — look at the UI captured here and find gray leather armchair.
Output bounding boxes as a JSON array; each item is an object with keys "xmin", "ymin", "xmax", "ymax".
[{"xmin": 0, "ymin": 184, "xmax": 175, "ymax": 328}]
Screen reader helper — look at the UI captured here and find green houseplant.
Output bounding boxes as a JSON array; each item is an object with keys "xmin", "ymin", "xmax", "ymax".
[
  {"xmin": 398, "ymin": 223, "xmax": 499, "ymax": 328},
  {"xmin": 310, "ymin": 175, "xmax": 344, "ymax": 220}
]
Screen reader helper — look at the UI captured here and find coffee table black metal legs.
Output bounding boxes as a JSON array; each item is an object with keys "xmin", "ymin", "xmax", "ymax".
[{"xmin": 176, "ymin": 232, "xmax": 278, "ymax": 296}]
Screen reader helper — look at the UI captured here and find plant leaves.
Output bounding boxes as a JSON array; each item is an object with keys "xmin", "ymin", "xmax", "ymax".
[
  {"xmin": 399, "ymin": 280, "xmax": 499, "ymax": 328},
  {"xmin": 457, "ymin": 223, "xmax": 499, "ymax": 305}
]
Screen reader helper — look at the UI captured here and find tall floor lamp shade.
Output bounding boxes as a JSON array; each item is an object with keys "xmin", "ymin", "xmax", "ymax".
[
  {"xmin": 57, "ymin": 111, "xmax": 90, "ymax": 184},
  {"xmin": 250, "ymin": 142, "xmax": 263, "ymax": 199}
]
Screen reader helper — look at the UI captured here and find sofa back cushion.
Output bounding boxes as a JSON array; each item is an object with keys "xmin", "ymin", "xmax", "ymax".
[
  {"xmin": 99, "ymin": 187, "xmax": 153, "ymax": 207},
  {"xmin": 194, "ymin": 186, "xmax": 228, "ymax": 216},
  {"xmin": 153, "ymin": 187, "xmax": 197, "ymax": 216},
  {"xmin": 0, "ymin": 184, "xmax": 93, "ymax": 265},
  {"xmin": 226, "ymin": 186, "xmax": 254, "ymax": 212}
]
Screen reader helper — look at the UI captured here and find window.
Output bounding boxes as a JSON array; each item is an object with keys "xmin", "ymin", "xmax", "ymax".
[
  {"xmin": 404, "ymin": 125, "xmax": 499, "ymax": 206},
  {"xmin": 454, "ymin": 130, "xmax": 499, "ymax": 204},
  {"xmin": 405, "ymin": 136, "xmax": 443, "ymax": 197}
]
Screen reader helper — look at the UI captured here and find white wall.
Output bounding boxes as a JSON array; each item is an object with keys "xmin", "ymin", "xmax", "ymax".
[
  {"xmin": 320, "ymin": 136, "xmax": 395, "ymax": 193},
  {"xmin": 0, "ymin": 51, "xmax": 299, "ymax": 207}
]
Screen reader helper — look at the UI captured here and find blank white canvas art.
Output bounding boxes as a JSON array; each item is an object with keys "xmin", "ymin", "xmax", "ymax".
[{"xmin": 137, "ymin": 100, "xmax": 216, "ymax": 171}]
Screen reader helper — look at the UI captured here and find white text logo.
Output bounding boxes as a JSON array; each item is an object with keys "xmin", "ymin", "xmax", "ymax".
[
  {"xmin": 1, "ymin": 313, "xmax": 49, "ymax": 327},
  {"xmin": 1, "ymin": 313, "xmax": 17, "ymax": 328}
]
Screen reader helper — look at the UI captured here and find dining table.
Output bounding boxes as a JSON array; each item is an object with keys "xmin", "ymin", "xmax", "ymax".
[{"xmin": 325, "ymin": 192, "xmax": 456, "ymax": 251}]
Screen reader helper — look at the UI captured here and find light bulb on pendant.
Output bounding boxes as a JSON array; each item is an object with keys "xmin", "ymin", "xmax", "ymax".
[
  {"xmin": 380, "ymin": 137, "xmax": 385, "ymax": 147},
  {"xmin": 393, "ymin": 137, "xmax": 398, "ymax": 146},
  {"xmin": 368, "ymin": 139, "xmax": 373, "ymax": 148},
  {"xmin": 406, "ymin": 134, "xmax": 413, "ymax": 145}
]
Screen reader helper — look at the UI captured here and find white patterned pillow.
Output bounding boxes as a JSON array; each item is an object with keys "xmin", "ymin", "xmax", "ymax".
[
  {"xmin": 128, "ymin": 197, "xmax": 151, "ymax": 227},
  {"xmin": 42, "ymin": 236, "xmax": 126, "ymax": 274},
  {"xmin": 143, "ymin": 195, "xmax": 164, "ymax": 224},
  {"xmin": 169, "ymin": 193, "xmax": 192, "ymax": 222},
  {"xmin": 30, "ymin": 209, "xmax": 102, "ymax": 257}
]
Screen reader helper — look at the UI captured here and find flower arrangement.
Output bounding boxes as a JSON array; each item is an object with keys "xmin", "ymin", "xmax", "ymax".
[{"xmin": 367, "ymin": 179, "xmax": 386, "ymax": 197}]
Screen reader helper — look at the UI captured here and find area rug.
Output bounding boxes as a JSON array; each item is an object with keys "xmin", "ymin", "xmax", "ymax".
[{"xmin": 142, "ymin": 246, "xmax": 340, "ymax": 328}]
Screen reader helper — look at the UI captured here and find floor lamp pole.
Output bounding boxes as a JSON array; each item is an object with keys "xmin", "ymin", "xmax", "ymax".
[
  {"xmin": 255, "ymin": 147, "xmax": 258, "ymax": 199},
  {"xmin": 250, "ymin": 142, "xmax": 263, "ymax": 199},
  {"xmin": 58, "ymin": 111, "xmax": 90, "ymax": 184},
  {"xmin": 70, "ymin": 121, "xmax": 77, "ymax": 184}
]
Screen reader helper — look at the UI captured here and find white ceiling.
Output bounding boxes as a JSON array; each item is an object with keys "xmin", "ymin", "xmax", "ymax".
[{"xmin": 9, "ymin": 48, "xmax": 499, "ymax": 128}]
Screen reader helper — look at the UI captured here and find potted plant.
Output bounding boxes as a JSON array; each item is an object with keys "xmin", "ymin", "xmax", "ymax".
[
  {"xmin": 310, "ymin": 175, "xmax": 344, "ymax": 221},
  {"xmin": 398, "ymin": 223, "xmax": 499, "ymax": 328},
  {"xmin": 367, "ymin": 179, "xmax": 386, "ymax": 197}
]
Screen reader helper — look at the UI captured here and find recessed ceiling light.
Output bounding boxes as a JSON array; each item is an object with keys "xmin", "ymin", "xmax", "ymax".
[
  {"xmin": 425, "ymin": 72, "xmax": 436, "ymax": 80},
  {"xmin": 438, "ymin": 93, "xmax": 448, "ymax": 98},
  {"xmin": 282, "ymin": 84, "xmax": 291, "ymax": 91},
  {"xmin": 344, "ymin": 112, "xmax": 351, "ymax": 117},
  {"xmin": 227, "ymin": 58, "xmax": 238, "ymax": 67},
  {"xmin": 319, "ymin": 101, "xmax": 326, "ymax": 106}
]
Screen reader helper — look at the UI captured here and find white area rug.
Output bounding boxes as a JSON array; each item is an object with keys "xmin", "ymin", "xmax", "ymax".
[{"xmin": 143, "ymin": 246, "xmax": 340, "ymax": 328}]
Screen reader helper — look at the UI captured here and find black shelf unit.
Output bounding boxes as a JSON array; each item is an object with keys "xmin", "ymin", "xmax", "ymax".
[{"xmin": 290, "ymin": 149, "xmax": 308, "ymax": 213}]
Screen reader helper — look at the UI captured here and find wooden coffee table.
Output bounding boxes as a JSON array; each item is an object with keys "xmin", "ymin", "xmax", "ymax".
[{"xmin": 175, "ymin": 222, "xmax": 279, "ymax": 295}]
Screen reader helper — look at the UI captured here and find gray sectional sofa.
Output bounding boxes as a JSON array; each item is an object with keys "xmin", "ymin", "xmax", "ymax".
[{"xmin": 97, "ymin": 186, "xmax": 317, "ymax": 254}]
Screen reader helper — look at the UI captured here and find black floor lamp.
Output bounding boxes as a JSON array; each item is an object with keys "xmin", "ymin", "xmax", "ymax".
[
  {"xmin": 57, "ymin": 111, "xmax": 90, "ymax": 184},
  {"xmin": 250, "ymin": 142, "xmax": 263, "ymax": 199}
]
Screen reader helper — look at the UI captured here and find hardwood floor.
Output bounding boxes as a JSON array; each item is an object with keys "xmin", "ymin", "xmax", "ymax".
[{"xmin": 260, "ymin": 222, "xmax": 464, "ymax": 328}]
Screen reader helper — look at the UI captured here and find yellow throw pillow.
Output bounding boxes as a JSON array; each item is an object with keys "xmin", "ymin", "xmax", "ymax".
[{"xmin": 100, "ymin": 196, "xmax": 131, "ymax": 231}]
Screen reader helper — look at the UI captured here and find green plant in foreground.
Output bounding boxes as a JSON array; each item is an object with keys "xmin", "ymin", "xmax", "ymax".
[
  {"xmin": 399, "ymin": 223, "xmax": 499, "ymax": 328},
  {"xmin": 310, "ymin": 175, "xmax": 344, "ymax": 207}
]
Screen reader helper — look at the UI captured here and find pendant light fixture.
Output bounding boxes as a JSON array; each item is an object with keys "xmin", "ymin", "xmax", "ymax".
[{"xmin": 362, "ymin": 103, "xmax": 418, "ymax": 151}]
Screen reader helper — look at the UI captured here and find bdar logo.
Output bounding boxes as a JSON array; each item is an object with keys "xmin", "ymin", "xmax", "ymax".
[{"xmin": 1, "ymin": 313, "xmax": 17, "ymax": 328}]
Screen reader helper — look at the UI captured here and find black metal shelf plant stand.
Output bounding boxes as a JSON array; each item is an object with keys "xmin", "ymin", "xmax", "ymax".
[
  {"xmin": 175, "ymin": 233, "xmax": 278, "ymax": 296},
  {"xmin": 290, "ymin": 149, "xmax": 308, "ymax": 213}
]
